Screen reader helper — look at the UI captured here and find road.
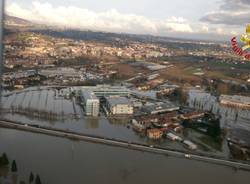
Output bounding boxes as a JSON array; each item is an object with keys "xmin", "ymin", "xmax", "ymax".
[{"xmin": 0, "ymin": 119, "xmax": 250, "ymax": 171}]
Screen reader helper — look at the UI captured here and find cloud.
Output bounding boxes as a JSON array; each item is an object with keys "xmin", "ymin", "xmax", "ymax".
[
  {"xmin": 5, "ymin": 1, "xmax": 239, "ymax": 41},
  {"xmin": 220, "ymin": 0, "xmax": 250, "ymax": 10},
  {"xmin": 201, "ymin": 25, "xmax": 209, "ymax": 33},
  {"xmin": 200, "ymin": 0, "xmax": 250, "ymax": 25},
  {"xmin": 6, "ymin": 1, "xmax": 193, "ymax": 35}
]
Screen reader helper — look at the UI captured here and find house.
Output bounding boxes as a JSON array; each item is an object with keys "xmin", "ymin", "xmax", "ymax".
[{"xmin": 147, "ymin": 129, "xmax": 162, "ymax": 139}]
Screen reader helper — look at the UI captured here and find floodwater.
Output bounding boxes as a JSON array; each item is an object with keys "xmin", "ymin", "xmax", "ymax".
[
  {"xmin": 0, "ymin": 87, "xmax": 250, "ymax": 183},
  {"xmin": 0, "ymin": 87, "xmax": 230, "ymax": 158},
  {"xmin": 188, "ymin": 89, "xmax": 250, "ymax": 130},
  {"xmin": 1, "ymin": 87, "xmax": 246, "ymax": 158},
  {"xmin": 0, "ymin": 128, "xmax": 250, "ymax": 184},
  {"xmin": 188, "ymin": 89, "xmax": 250, "ymax": 145}
]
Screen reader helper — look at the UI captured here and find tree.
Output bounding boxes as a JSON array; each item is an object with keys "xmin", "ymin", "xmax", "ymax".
[
  {"xmin": 35, "ymin": 174, "xmax": 42, "ymax": 184},
  {"xmin": 11, "ymin": 160, "xmax": 18, "ymax": 172},
  {"xmin": 217, "ymin": 83, "xmax": 229, "ymax": 94},
  {"xmin": 29, "ymin": 172, "xmax": 34, "ymax": 183},
  {"xmin": 0, "ymin": 153, "xmax": 9, "ymax": 166},
  {"xmin": 173, "ymin": 88, "xmax": 188, "ymax": 105}
]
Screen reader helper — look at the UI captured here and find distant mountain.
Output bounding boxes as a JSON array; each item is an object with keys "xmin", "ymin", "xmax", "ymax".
[
  {"xmin": 4, "ymin": 15, "xmax": 222, "ymax": 45},
  {"xmin": 31, "ymin": 29, "xmax": 222, "ymax": 49},
  {"xmin": 5, "ymin": 14, "xmax": 32, "ymax": 27}
]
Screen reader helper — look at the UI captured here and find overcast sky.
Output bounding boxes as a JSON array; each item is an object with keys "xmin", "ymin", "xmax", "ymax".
[{"xmin": 5, "ymin": 0, "xmax": 250, "ymax": 41}]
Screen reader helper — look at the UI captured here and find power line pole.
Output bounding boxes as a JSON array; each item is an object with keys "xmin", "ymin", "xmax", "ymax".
[{"xmin": 0, "ymin": 0, "xmax": 5, "ymax": 114}]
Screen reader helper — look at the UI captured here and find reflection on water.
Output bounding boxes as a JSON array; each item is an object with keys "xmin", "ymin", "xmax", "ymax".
[
  {"xmin": 0, "ymin": 87, "xmax": 82, "ymax": 120},
  {"xmin": 188, "ymin": 89, "xmax": 250, "ymax": 131},
  {"xmin": 1, "ymin": 87, "xmax": 250, "ymax": 159},
  {"xmin": 183, "ymin": 128, "xmax": 226, "ymax": 153},
  {"xmin": 0, "ymin": 128, "xmax": 250, "ymax": 184},
  {"xmin": 85, "ymin": 117, "xmax": 99, "ymax": 129},
  {"xmin": 0, "ymin": 87, "xmax": 240, "ymax": 158}
]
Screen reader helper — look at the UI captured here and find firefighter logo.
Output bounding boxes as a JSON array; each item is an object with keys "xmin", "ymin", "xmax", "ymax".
[{"xmin": 231, "ymin": 24, "xmax": 250, "ymax": 60}]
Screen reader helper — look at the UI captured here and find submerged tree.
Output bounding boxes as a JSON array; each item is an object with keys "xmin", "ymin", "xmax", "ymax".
[
  {"xmin": 29, "ymin": 172, "xmax": 34, "ymax": 183},
  {"xmin": 0, "ymin": 153, "xmax": 9, "ymax": 166},
  {"xmin": 172, "ymin": 87, "xmax": 188, "ymax": 105},
  {"xmin": 35, "ymin": 174, "xmax": 42, "ymax": 184},
  {"xmin": 11, "ymin": 160, "xmax": 18, "ymax": 172}
]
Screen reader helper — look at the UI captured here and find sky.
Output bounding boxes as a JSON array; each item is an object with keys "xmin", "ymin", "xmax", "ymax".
[{"xmin": 4, "ymin": 0, "xmax": 250, "ymax": 41}]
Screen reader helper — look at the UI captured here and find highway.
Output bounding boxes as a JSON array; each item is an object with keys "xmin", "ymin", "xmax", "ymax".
[{"xmin": 0, "ymin": 119, "xmax": 250, "ymax": 171}]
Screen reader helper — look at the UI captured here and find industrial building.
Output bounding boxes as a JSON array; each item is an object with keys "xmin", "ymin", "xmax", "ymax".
[
  {"xmin": 79, "ymin": 85, "xmax": 130, "ymax": 97},
  {"xmin": 39, "ymin": 67, "xmax": 82, "ymax": 78},
  {"xmin": 94, "ymin": 85, "xmax": 130, "ymax": 97},
  {"xmin": 179, "ymin": 111, "xmax": 205, "ymax": 120},
  {"xmin": 141, "ymin": 102, "xmax": 179, "ymax": 115},
  {"xmin": 105, "ymin": 96, "xmax": 133, "ymax": 115},
  {"xmin": 219, "ymin": 95, "xmax": 250, "ymax": 109},
  {"xmin": 80, "ymin": 90, "xmax": 100, "ymax": 117},
  {"xmin": 91, "ymin": 85, "xmax": 130, "ymax": 97}
]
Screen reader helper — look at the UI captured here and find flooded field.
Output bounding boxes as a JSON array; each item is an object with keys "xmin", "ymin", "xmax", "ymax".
[
  {"xmin": 188, "ymin": 89, "xmax": 250, "ymax": 131},
  {"xmin": 1, "ymin": 87, "xmax": 250, "ymax": 161},
  {"xmin": 0, "ymin": 87, "xmax": 234, "ymax": 159},
  {"xmin": 0, "ymin": 87, "xmax": 83, "ymax": 120},
  {"xmin": 0, "ymin": 128, "xmax": 250, "ymax": 184},
  {"xmin": 188, "ymin": 89, "xmax": 250, "ymax": 148}
]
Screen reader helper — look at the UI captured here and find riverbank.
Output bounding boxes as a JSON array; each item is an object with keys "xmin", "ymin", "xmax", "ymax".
[
  {"xmin": 0, "ymin": 119, "xmax": 249, "ymax": 171},
  {"xmin": 0, "ymin": 127, "xmax": 250, "ymax": 184}
]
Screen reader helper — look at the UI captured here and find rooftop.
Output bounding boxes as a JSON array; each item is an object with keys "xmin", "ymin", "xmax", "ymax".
[
  {"xmin": 81, "ymin": 90, "xmax": 98, "ymax": 100},
  {"xmin": 147, "ymin": 129, "xmax": 162, "ymax": 134},
  {"xmin": 142, "ymin": 102, "xmax": 179, "ymax": 114},
  {"xmin": 106, "ymin": 97, "xmax": 131, "ymax": 107},
  {"xmin": 220, "ymin": 95, "xmax": 250, "ymax": 105}
]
